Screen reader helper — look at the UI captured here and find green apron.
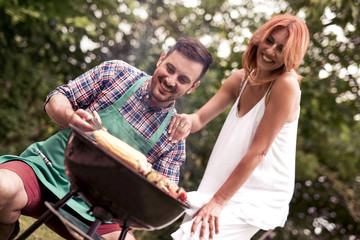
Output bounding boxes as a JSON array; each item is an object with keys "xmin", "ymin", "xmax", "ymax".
[{"xmin": 0, "ymin": 76, "xmax": 173, "ymax": 221}]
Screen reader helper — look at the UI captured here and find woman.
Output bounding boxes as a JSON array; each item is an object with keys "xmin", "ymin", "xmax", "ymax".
[{"xmin": 169, "ymin": 14, "xmax": 309, "ymax": 240}]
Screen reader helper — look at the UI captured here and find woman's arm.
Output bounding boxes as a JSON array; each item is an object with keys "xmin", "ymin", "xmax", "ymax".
[
  {"xmin": 169, "ymin": 70, "xmax": 244, "ymax": 141},
  {"xmin": 191, "ymin": 73, "xmax": 301, "ymax": 239}
]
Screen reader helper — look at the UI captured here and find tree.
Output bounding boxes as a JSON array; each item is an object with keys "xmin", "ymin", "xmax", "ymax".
[
  {"xmin": 0, "ymin": 0, "xmax": 121, "ymax": 154},
  {"xmin": 275, "ymin": 0, "xmax": 360, "ymax": 238}
]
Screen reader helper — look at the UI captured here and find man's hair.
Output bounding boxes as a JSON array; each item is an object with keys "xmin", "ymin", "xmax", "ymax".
[{"xmin": 166, "ymin": 37, "xmax": 213, "ymax": 82}]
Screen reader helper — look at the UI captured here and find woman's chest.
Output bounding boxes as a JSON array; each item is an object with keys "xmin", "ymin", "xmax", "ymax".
[{"xmin": 237, "ymin": 84, "xmax": 269, "ymax": 118}]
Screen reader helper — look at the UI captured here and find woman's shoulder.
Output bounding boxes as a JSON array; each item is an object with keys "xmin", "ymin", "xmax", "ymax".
[
  {"xmin": 270, "ymin": 71, "xmax": 301, "ymax": 105},
  {"xmin": 222, "ymin": 69, "xmax": 246, "ymax": 98},
  {"xmin": 275, "ymin": 71, "xmax": 300, "ymax": 89},
  {"xmin": 272, "ymin": 71, "xmax": 301, "ymax": 122},
  {"xmin": 232, "ymin": 69, "xmax": 246, "ymax": 79},
  {"xmin": 225, "ymin": 69, "xmax": 246, "ymax": 88}
]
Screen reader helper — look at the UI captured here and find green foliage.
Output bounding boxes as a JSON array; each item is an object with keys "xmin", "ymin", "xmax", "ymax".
[
  {"xmin": 287, "ymin": 0, "xmax": 360, "ymax": 227},
  {"xmin": 1, "ymin": 0, "xmax": 359, "ymax": 239},
  {"xmin": 0, "ymin": 0, "xmax": 122, "ymax": 154},
  {"xmin": 278, "ymin": 176, "xmax": 360, "ymax": 239}
]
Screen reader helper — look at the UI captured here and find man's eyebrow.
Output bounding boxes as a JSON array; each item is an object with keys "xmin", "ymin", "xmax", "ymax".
[
  {"xmin": 166, "ymin": 62, "xmax": 175, "ymax": 70},
  {"xmin": 168, "ymin": 62, "xmax": 192, "ymax": 83},
  {"xmin": 179, "ymin": 74, "xmax": 191, "ymax": 83}
]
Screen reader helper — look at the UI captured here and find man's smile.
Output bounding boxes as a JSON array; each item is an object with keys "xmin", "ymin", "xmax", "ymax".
[{"xmin": 160, "ymin": 79, "xmax": 173, "ymax": 92}]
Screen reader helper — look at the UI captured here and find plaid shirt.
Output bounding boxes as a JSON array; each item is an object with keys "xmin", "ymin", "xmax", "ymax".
[{"xmin": 45, "ymin": 60, "xmax": 185, "ymax": 183}]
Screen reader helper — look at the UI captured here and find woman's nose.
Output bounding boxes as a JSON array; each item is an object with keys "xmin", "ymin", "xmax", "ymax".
[{"xmin": 267, "ymin": 45, "xmax": 276, "ymax": 56}]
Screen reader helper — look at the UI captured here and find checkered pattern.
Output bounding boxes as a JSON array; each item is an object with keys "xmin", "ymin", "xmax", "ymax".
[{"xmin": 45, "ymin": 60, "xmax": 185, "ymax": 183}]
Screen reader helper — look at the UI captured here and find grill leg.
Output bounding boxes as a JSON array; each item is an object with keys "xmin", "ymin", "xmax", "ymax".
[
  {"xmin": 118, "ymin": 223, "xmax": 129, "ymax": 240},
  {"xmin": 16, "ymin": 188, "xmax": 77, "ymax": 240},
  {"xmin": 87, "ymin": 218, "xmax": 102, "ymax": 237},
  {"xmin": 86, "ymin": 206, "xmax": 113, "ymax": 238}
]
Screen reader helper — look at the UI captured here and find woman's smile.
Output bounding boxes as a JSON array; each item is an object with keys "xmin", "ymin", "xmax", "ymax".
[{"xmin": 262, "ymin": 54, "xmax": 273, "ymax": 63}]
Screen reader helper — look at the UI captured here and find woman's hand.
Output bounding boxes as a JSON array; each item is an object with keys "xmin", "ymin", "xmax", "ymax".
[
  {"xmin": 191, "ymin": 200, "xmax": 223, "ymax": 240},
  {"xmin": 168, "ymin": 114, "xmax": 193, "ymax": 143}
]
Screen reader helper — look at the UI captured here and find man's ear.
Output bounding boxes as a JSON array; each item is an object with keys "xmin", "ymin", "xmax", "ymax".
[
  {"xmin": 186, "ymin": 81, "xmax": 201, "ymax": 94},
  {"xmin": 156, "ymin": 52, "xmax": 167, "ymax": 67}
]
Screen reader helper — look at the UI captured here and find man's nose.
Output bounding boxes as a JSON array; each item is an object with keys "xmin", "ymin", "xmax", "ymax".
[{"xmin": 165, "ymin": 76, "xmax": 176, "ymax": 87}]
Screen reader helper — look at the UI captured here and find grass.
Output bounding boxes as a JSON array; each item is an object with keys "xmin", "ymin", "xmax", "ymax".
[
  {"xmin": 18, "ymin": 216, "xmax": 63, "ymax": 240},
  {"xmin": 18, "ymin": 216, "xmax": 180, "ymax": 240}
]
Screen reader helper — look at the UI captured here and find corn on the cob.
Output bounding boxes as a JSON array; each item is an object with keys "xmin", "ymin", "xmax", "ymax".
[
  {"xmin": 93, "ymin": 129, "xmax": 148, "ymax": 172},
  {"xmin": 93, "ymin": 129, "xmax": 188, "ymax": 202}
]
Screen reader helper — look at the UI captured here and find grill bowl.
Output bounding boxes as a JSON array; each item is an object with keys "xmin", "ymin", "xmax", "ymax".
[{"xmin": 64, "ymin": 126, "xmax": 189, "ymax": 230}]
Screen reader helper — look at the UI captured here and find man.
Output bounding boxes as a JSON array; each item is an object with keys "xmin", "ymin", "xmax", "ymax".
[{"xmin": 0, "ymin": 37, "xmax": 212, "ymax": 240}]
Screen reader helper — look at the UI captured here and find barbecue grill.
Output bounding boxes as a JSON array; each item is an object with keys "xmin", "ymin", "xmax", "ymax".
[{"xmin": 17, "ymin": 125, "xmax": 189, "ymax": 240}]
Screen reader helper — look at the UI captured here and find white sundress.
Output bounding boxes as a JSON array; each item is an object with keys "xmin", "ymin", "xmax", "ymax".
[{"xmin": 172, "ymin": 71, "xmax": 300, "ymax": 239}]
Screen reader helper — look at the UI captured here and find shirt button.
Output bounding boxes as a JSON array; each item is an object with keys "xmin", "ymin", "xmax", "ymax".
[{"xmin": 143, "ymin": 108, "xmax": 146, "ymax": 111}]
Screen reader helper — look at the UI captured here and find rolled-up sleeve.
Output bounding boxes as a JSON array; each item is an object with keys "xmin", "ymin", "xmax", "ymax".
[{"xmin": 44, "ymin": 61, "xmax": 122, "ymax": 112}]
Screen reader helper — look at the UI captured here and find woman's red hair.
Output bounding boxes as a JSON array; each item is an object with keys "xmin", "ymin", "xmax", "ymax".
[{"xmin": 242, "ymin": 14, "xmax": 310, "ymax": 83}]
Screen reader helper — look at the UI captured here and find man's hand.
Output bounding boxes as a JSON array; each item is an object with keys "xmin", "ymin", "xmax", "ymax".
[
  {"xmin": 68, "ymin": 109, "xmax": 101, "ymax": 132},
  {"xmin": 45, "ymin": 94, "xmax": 101, "ymax": 132}
]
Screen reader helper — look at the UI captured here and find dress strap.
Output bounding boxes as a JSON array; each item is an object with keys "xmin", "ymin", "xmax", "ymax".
[
  {"xmin": 265, "ymin": 81, "xmax": 275, "ymax": 104},
  {"xmin": 238, "ymin": 71, "xmax": 247, "ymax": 98},
  {"xmin": 288, "ymin": 69, "xmax": 298, "ymax": 79}
]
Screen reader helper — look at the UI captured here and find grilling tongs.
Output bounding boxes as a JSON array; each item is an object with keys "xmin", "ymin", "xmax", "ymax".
[{"xmin": 86, "ymin": 109, "xmax": 103, "ymax": 131}]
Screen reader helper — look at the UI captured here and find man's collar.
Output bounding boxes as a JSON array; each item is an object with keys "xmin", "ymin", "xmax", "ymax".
[{"xmin": 137, "ymin": 78, "xmax": 175, "ymax": 113}]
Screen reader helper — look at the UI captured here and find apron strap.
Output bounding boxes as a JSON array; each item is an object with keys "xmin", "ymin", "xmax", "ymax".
[
  {"xmin": 112, "ymin": 76, "xmax": 149, "ymax": 109},
  {"xmin": 98, "ymin": 75, "xmax": 174, "ymax": 154},
  {"xmin": 148, "ymin": 107, "xmax": 173, "ymax": 143}
]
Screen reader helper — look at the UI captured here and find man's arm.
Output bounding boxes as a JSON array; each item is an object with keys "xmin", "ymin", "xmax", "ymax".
[
  {"xmin": 45, "ymin": 94, "xmax": 95, "ymax": 132},
  {"xmin": 43, "ymin": 61, "xmax": 126, "ymax": 131}
]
